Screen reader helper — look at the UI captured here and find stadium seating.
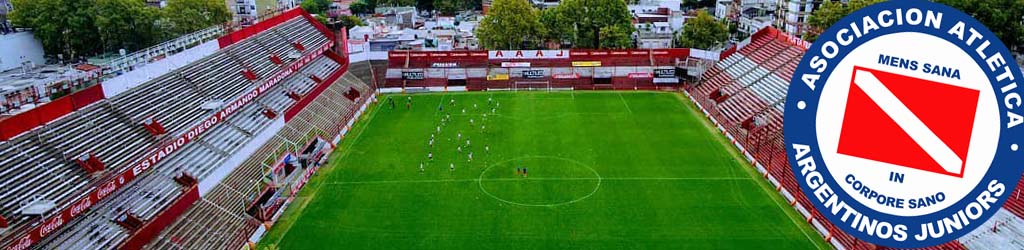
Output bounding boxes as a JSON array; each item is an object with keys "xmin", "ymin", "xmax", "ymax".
[
  {"xmin": 959, "ymin": 209, "xmax": 1024, "ymax": 249},
  {"xmin": 0, "ymin": 12, "xmax": 343, "ymax": 249},
  {"xmin": 145, "ymin": 69, "xmax": 372, "ymax": 250},
  {"xmin": 691, "ymin": 55, "xmax": 740, "ymax": 102},
  {"xmin": 683, "ymin": 27, "xmax": 1024, "ymax": 250},
  {"xmin": 996, "ymin": 176, "xmax": 1024, "ymax": 219},
  {"xmin": 33, "ymin": 54, "xmax": 343, "ymax": 249}
]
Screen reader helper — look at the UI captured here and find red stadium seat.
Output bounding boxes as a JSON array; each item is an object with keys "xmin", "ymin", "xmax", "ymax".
[
  {"xmin": 75, "ymin": 153, "xmax": 105, "ymax": 174},
  {"xmin": 262, "ymin": 108, "xmax": 278, "ymax": 119},
  {"xmin": 270, "ymin": 54, "xmax": 283, "ymax": 65},
  {"xmin": 142, "ymin": 117, "xmax": 167, "ymax": 136},
  {"xmin": 243, "ymin": 69, "xmax": 258, "ymax": 80}
]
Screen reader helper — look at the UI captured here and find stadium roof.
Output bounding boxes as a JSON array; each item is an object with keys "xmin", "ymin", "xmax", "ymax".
[{"xmin": 0, "ymin": 65, "xmax": 83, "ymax": 94}]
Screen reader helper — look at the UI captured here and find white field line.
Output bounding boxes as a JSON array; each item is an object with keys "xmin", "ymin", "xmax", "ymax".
[
  {"xmin": 617, "ymin": 92, "xmax": 634, "ymax": 114},
  {"xmin": 325, "ymin": 176, "xmax": 751, "ymax": 185}
]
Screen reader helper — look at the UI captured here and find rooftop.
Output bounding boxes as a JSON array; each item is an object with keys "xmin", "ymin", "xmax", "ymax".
[{"xmin": 0, "ymin": 64, "xmax": 81, "ymax": 94}]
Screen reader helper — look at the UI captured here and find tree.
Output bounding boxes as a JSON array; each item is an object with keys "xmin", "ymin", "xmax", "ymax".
[
  {"xmin": 935, "ymin": 0, "xmax": 1024, "ymax": 51},
  {"xmin": 475, "ymin": 0, "xmax": 544, "ymax": 49},
  {"xmin": 681, "ymin": 0, "xmax": 714, "ymax": 10},
  {"xmin": 804, "ymin": 0, "xmax": 885, "ymax": 41},
  {"xmin": 846, "ymin": 0, "xmax": 881, "ymax": 10},
  {"xmin": 675, "ymin": 10, "xmax": 727, "ymax": 50},
  {"xmin": 804, "ymin": 0, "xmax": 846, "ymax": 41},
  {"xmin": 461, "ymin": 0, "xmax": 482, "ymax": 11},
  {"xmin": 164, "ymin": 0, "xmax": 231, "ymax": 36},
  {"xmin": 10, "ymin": 0, "xmax": 230, "ymax": 58},
  {"xmin": 433, "ymin": 0, "xmax": 459, "ymax": 15},
  {"xmin": 9, "ymin": 0, "xmax": 102, "ymax": 60},
  {"xmin": 539, "ymin": 7, "xmax": 572, "ymax": 44},
  {"xmin": 300, "ymin": 0, "xmax": 332, "ymax": 14},
  {"xmin": 420, "ymin": 0, "xmax": 478, "ymax": 14},
  {"xmin": 805, "ymin": 0, "xmax": 1023, "ymax": 49},
  {"xmin": 350, "ymin": 0, "xmax": 375, "ymax": 14},
  {"xmin": 339, "ymin": 15, "xmax": 364, "ymax": 30},
  {"xmin": 546, "ymin": 0, "xmax": 635, "ymax": 48},
  {"xmin": 378, "ymin": 0, "xmax": 415, "ymax": 7},
  {"xmin": 95, "ymin": 0, "xmax": 161, "ymax": 53},
  {"xmin": 599, "ymin": 24, "xmax": 634, "ymax": 48},
  {"xmin": 313, "ymin": 14, "xmax": 329, "ymax": 26}
]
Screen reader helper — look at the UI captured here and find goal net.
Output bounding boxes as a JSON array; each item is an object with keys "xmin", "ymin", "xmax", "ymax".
[{"xmin": 513, "ymin": 81, "xmax": 551, "ymax": 92}]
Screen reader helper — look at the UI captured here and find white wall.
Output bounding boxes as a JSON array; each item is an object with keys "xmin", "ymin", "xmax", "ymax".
[
  {"xmin": 101, "ymin": 40, "xmax": 219, "ymax": 98},
  {"xmin": 689, "ymin": 48, "xmax": 721, "ymax": 61},
  {"xmin": 347, "ymin": 41, "xmax": 389, "ymax": 63},
  {"xmin": 714, "ymin": 0, "xmax": 730, "ymax": 19},
  {"xmin": 0, "ymin": 32, "xmax": 46, "ymax": 72},
  {"xmin": 658, "ymin": 0, "xmax": 680, "ymax": 12},
  {"xmin": 670, "ymin": 15, "xmax": 686, "ymax": 32},
  {"xmin": 199, "ymin": 117, "xmax": 286, "ymax": 196}
]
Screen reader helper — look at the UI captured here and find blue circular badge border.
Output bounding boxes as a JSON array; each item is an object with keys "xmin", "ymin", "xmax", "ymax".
[{"xmin": 784, "ymin": 0, "xmax": 1024, "ymax": 248}]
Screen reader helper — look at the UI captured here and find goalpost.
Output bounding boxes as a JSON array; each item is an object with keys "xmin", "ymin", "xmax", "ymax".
[{"xmin": 513, "ymin": 81, "xmax": 552, "ymax": 92}]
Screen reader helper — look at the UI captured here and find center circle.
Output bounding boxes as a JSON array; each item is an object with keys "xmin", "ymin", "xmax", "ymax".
[{"xmin": 477, "ymin": 156, "xmax": 601, "ymax": 207}]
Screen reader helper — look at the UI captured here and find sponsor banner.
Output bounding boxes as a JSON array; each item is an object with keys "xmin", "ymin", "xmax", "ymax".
[
  {"xmin": 653, "ymin": 77, "xmax": 679, "ymax": 84},
  {"xmin": 593, "ymin": 68, "xmax": 613, "ymax": 78},
  {"xmin": 447, "ymin": 73, "xmax": 467, "ymax": 80},
  {"xmin": 501, "ymin": 62, "xmax": 531, "ymax": 68},
  {"xmin": 778, "ymin": 29, "xmax": 812, "ymax": 49},
  {"xmin": 570, "ymin": 50, "xmax": 634, "ymax": 57},
  {"xmin": 425, "ymin": 68, "xmax": 445, "ymax": 78},
  {"xmin": 654, "ymin": 68, "xmax": 676, "ymax": 78},
  {"xmin": 401, "ymin": 51, "xmax": 488, "ymax": 58},
  {"xmin": 627, "ymin": 72, "xmax": 653, "ymax": 78},
  {"xmin": 572, "ymin": 61, "xmax": 601, "ymax": 67},
  {"xmin": 431, "ymin": 62, "xmax": 458, "ymax": 68},
  {"xmin": 522, "ymin": 70, "xmax": 545, "ymax": 79},
  {"xmin": 487, "ymin": 74, "xmax": 509, "ymax": 81},
  {"xmin": 388, "ymin": 51, "xmax": 408, "ymax": 58},
  {"xmin": 552, "ymin": 73, "xmax": 579, "ymax": 79},
  {"xmin": 489, "ymin": 50, "xmax": 568, "ymax": 60},
  {"xmin": 402, "ymin": 71, "xmax": 425, "ymax": 80},
  {"xmin": 650, "ymin": 48, "xmax": 691, "ymax": 59},
  {"xmin": 2, "ymin": 39, "xmax": 333, "ymax": 250},
  {"xmin": 784, "ymin": 1, "xmax": 1024, "ymax": 248}
]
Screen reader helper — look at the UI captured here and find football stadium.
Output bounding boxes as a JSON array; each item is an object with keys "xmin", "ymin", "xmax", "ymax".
[{"xmin": 0, "ymin": 0, "xmax": 1022, "ymax": 249}]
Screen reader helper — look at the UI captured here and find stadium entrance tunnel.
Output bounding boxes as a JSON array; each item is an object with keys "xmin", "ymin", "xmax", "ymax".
[{"xmin": 477, "ymin": 156, "xmax": 601, "ymax": 207}]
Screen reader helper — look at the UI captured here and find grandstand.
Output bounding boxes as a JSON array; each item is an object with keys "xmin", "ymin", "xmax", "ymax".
[
  {"xmin": 0, "ymin": 8, "xmax": 374, "ymax": 250},
  {"xmin": 383, "ymin": 49, "xmax": 688, "ymax": 91},
  {"xmin": 685, "ymin": 27, "xmax": 1024, "ymax": 250}
]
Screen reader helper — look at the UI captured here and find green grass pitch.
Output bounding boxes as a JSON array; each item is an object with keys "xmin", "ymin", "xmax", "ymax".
[{"xmin": 258, "ymin": 91, "xmax": 829, "ymax": 249}]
